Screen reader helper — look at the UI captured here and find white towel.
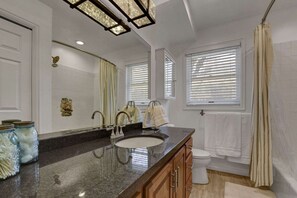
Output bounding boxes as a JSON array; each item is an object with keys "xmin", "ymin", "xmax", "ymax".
[
  {"xmin": 227, "ymin": 114, "xmax": 252, "ymax": 164},
  {"xmin": 153, "ymin": 105, "xmax": 168, "ymax": 127},
  {"xmin": 118, "ymin": 106, "xmax": 143, "ymax": 125},
  {"xmin": 215, "ymin": 114, "xmax": 242, "ymax": 157},
  {"xmin": 204, "ymin": 114, "xmax": 225, "ymax": 159},
  {"xmin": 142, "ymin": 106, "xmax": 154, "ymax": 128},
  {"xmin": 135, "ymin": 106, "xmax": 143, "ymax": 122},
  {"xmin": 142, "ymin": 105, "xmax": 169, "ymax": 128}
]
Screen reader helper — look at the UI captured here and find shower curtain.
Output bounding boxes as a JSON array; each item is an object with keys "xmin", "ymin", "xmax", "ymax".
[
  {"xmin": 99, "ymin": 59, "xmax": 118, "ymax": 125},
  {"xmin": 250, "ymin": 23, "xmax": 273, "ymax": 187}
]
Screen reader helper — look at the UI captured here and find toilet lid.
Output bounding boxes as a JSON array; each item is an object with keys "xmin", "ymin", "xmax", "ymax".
[{"xmin": 192, "ymin": 149, "xmax": 210, "ymax": 159}]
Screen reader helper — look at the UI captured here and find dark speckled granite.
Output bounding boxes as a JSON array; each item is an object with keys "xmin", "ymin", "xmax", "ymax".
[
  {"xmin": 0, "ymin": 126, "xmax": 194, "ymax": 198},
  {"xmin": 39, "ymin": 123, "xmax": 143, "ymax": 153}
]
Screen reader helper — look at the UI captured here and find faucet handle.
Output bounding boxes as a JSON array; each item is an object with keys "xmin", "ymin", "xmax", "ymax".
[
  {"xmin": 106, "ymin": 125, "xmax": 114, "ymax": 131},
  {"xmin": 119, "ymin": 126, "xmax": 124, "ymax": 137},
  {"xmin": 110, "ymin": 127, "xmax": 116, "ymax": 139},
  {"xmin": 114, "ymin": 125, "xmax": 120, "ymax": 137}
]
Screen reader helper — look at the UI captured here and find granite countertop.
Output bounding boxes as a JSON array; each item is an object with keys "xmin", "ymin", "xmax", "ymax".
[{"xmin": 0, "ymin": 126, "xmax": 194, "ymax": 198}]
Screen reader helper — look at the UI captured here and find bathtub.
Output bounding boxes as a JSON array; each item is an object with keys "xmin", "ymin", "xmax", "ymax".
[{"xmin": 272, "ymin": 159, "xmax": 297, "ymax": 198}]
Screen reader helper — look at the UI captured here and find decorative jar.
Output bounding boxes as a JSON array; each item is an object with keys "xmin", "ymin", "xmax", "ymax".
[
  {"xmin": 14, "ymin": 121, "xmax": 39, "ymax": 164},
  {"xmin": 2, "ymin": 119, "xmax": 21, "ymax": 125},
  {"xmin": 0, "ymin": 124, "xmax": 20, "ymax": 180}
]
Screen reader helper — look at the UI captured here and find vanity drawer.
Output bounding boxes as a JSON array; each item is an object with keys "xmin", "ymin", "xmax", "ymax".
[
  {"xmin": 185, "ymin": 152, "xmax": 192, "ymax": 181},
  {"xmin": 185, "ymin": 137, "xmax": 193, "ymax": 157}
]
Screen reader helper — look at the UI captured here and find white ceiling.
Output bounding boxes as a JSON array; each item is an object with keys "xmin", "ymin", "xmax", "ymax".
[
  {"xmin": 39, "ymin": 0, "xmax": 297, "ymax": 57},
  {"xmin": 188, "ymin": 0, "xmax": 297, "ymax": 31}
]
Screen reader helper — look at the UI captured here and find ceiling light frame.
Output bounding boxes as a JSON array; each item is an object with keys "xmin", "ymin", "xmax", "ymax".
[
  {"xmin": 108, "ymin": 0, "xmax": 156, "ymax": 28},
  {"xmin": 63, "ymin": 0, "xmax": 131, "ymax": 36}
]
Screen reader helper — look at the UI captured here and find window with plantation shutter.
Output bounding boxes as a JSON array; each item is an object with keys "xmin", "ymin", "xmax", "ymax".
[
  {"xmin": 164, "ymin": 54, "xmax": 176, "ymax": 99},
  {"xmin": 155, "ymin": 48, "xmax": 176, "ymax": 99},
  {"xmin": 186, "ymin": 45, "xmax": 241, "ymax": 106},
  {"xmin": 126, "ymin": 62, "xmax": 149, "ymax": 104}
]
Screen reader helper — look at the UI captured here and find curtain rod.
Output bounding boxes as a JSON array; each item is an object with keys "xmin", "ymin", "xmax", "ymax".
[
  {"xmin": 261, "ymin": 0, "xmax": 276, "ymax": 24},
  {"xmin": 52, "ymin": 40, "xmax": 116, "ymax": 66}
]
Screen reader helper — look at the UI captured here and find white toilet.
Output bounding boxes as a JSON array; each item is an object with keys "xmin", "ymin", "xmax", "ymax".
[{"xmin": 192, "ymin": 148, "xmax": 211, "ymax": 184}]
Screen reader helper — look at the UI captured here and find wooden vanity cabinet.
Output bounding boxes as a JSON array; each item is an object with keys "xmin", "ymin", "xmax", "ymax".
[
  {"xmin": 144, "ymin": 161, "xmax": 174, "ymax": 198},
  {"xmin": 144, "ymin": 137, "xmax": 193, "ymax": 198},
  {"xmin": 132, "ymin": 192, "xmax": 142, "ymax": 198},
  {"xmin": 173, "ymin": 147, "xmax": 186, "ymax": 198},
  {"xmin": 185, "ymin": 138, "xmax": 193, "ymax": 198}
]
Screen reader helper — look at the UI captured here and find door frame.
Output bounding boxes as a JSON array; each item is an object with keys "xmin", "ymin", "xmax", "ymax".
[{"xmin": 0, "ymin": 2, "xmax": 52, "ymax": 133}]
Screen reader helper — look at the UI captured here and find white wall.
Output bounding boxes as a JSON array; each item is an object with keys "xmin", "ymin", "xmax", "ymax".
[
  {"xmin": 168, "ymin": 6, "xmax": 297, "ymax": 175},
  {"xmin": 0, "ymin": 0, "xmax": 52, "ymax": 133},
  {"xmin": 51, "ymin": 43, "xmax": 99, "ymax": 131},
  {"xmin": 51, "ymin": 43, "xmax": 149, "ymax": 131},
  {"xmin": 270, "ymin": 41, "xmax": 297, "ymax": 198}
]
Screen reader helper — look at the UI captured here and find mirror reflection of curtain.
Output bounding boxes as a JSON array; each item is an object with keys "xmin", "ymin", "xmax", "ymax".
[{"xmin": 99, "ymin": 59, "xmax": 118, "ymax": 125}]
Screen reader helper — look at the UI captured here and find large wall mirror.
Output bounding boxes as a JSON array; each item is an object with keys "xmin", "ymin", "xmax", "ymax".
[
  {"xmin": 46, "ymin": 0, "xmax": 150, "ymax": 132},
  {"xmin": 0, "ymin": 0, "xmax": 150, "ymax": 133}
]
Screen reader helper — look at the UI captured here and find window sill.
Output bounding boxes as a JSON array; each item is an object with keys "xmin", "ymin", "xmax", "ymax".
[{"xmin": 183, "ymin": 103, "xmax": 245, "ymax": 111}]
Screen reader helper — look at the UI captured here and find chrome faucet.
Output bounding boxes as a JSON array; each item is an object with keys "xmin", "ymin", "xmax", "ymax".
[
  {"xmin": 91, "ymin": 111, "xmax": 105, "ymax": 128},
  {"xmin": 111, "ymin": 111, "xmax": 131, "ymax": 138},
  {"xmin": 115, "ymin": 111, "xmax": 131, "ymax": 126}
]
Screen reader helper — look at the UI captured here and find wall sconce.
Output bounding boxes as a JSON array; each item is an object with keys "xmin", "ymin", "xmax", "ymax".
[
  {"xmin": 52, "ymin": 56, "xmax": 60, "ymax": 67},
  {"xmin": 63, "ymin": 0, "xmax": 131, "ymax": 35},
  {"xmin": 108, "ymin": 0, "xmax": 156, "ymax": 28}
]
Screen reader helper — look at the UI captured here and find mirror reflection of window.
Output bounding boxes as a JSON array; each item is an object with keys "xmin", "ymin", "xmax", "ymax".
[
  {"xmin": 126, "ymin": 62, "xmax": 149, "ymax": 105},
  {"xmin": 131, "ymin": 148, "xmax": 148, "ymax": 171}
]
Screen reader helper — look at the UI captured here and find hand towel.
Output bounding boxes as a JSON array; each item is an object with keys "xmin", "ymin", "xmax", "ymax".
[
  {"xmin": 118, "ymin": 106, "xmax": 129, "ymax": 126},
  {"xmin": 142, "ymin": 106, "xmax": 154, "ymax": 128},
  {"xmin": 118, "ymin": 106, "xmax": 143, "ymax": 125},
  {"xmin": 134, "ymin": 106, "xmax": 143, "ymax": 123},
  {"xmin": 204, "ymin": 114, "xmax": 225, "ymax": 159},
  {"xmin": 227, "ymin": 114, "xmax": 252, "ymax": 164},
  {"xmin": 153, "ymin": 105, "xmax": 169, "ymax": 127},
  {"xmin": 215, "ymin": 113, "xmax": 242, "ymax": 157}
]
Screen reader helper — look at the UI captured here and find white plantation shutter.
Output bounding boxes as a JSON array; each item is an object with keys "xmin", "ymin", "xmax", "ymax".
[
  {"xmin": 164, "ymin": 55, "xmax": 176, "ymax": 98},
  {"xmin": 186, "ymin": 45, "xmax": 241, "ymax": 105},
  {"xmin": 126, "ymin": 62, "xmax": 149, "ymax": 104}
]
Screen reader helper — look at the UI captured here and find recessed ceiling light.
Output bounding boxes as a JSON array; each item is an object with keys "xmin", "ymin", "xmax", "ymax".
[
  {"xmin": 76, "ymin": 40, "xmax": 84, "ymax": 45},
  {"xmin": 78, "ymin": 191, "xmax": 85, "ymax": 197}
]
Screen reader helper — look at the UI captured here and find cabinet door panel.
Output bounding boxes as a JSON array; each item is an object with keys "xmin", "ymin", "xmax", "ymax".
[
  {"xmin": 173, "ymin": 147, "xmax": 186, "ymax": 198},
  {"xmin": 132, "ymin": 191, "xmax": 142, "ymax": 198},
  {"xmin": 185, "ymin": 152, "xmax": 193, "ymax": 181},
  {"xmin": 185, "ymin": 174, "xmax": 192, "ymax": 198},
  {"xmin": 185, "ymin": 138, "xmax": 193, "ymax": 157},
  {"xmin": 145, "ymin": 162, "xmax": 173, "ymax": 198}
]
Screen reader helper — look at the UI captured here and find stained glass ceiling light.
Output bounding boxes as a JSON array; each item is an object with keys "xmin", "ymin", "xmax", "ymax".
[
  {"xmin": 108, "ymin": 0, "xmax": 156, "ymax": 28},
  {"xmin": 63, "ymin": 0, "xmax": 131, "ymax": 36}
]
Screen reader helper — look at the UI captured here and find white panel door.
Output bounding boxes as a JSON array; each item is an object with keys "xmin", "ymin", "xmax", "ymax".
[{"xmin": 0, "ymin": 18, "xmax": 32, "ymax": 122}]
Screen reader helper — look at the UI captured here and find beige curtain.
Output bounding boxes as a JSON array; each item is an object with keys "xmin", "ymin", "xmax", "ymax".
[
  {"xmin": 99, "ymin": 59, "xmax": 118, "ymax": 125},
  {"xmin": 250, "ymin": 23, "xmax": 274, "ymax": 187}
]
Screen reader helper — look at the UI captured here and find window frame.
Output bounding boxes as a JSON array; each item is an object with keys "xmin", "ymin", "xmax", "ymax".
[
  {"xmin": 183, "ymin": 40, "xmax": 246, "ymax": 111},
  {"xmin": 126, "ymin": 61, "xmax": 150, "ymax": 106},
  {"xmin": 164, "ymin": 50, "xmax": 176, "ymax": 99}
]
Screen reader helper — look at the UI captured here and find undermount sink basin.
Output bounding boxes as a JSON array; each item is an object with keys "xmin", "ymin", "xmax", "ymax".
[{"xmin": 115, "ymin": 136, "xmax": 164, "ymax": 148}]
